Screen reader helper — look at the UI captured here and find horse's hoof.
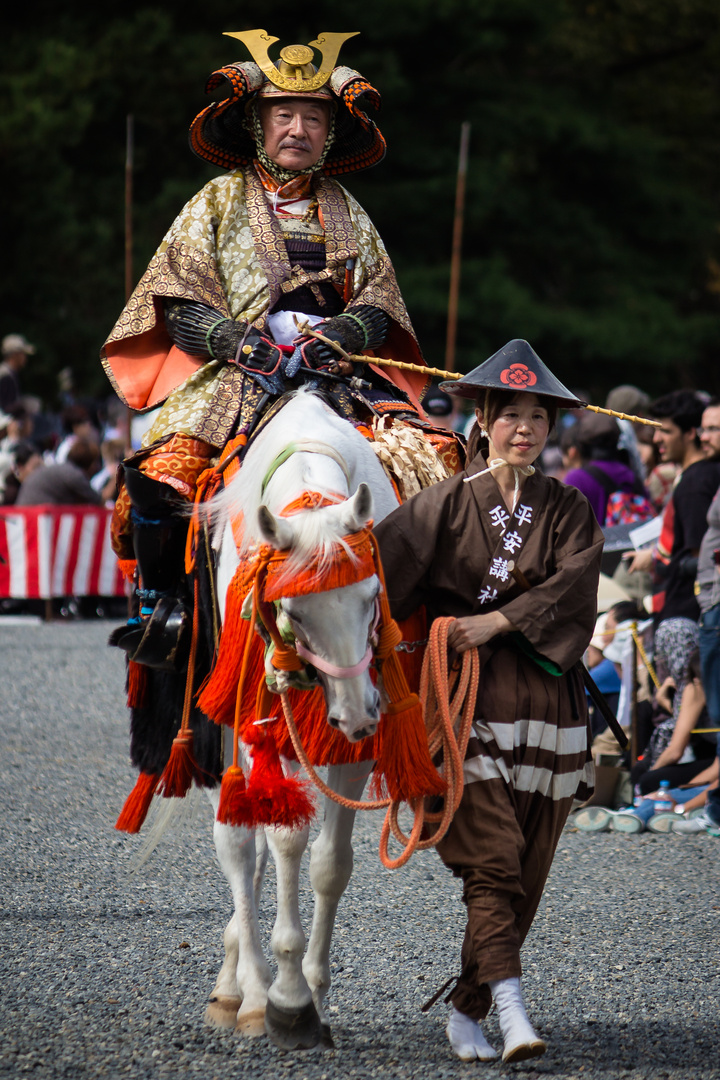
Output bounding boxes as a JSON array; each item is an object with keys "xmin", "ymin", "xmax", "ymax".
[
  {"xmin": 235, "ymin": 1007, "xmax": 267, "ymax": 1038},
  {"xmin": 205, "ymin": 995, "xmax": 242, "ymax": 1029},
  {"xmin": 265, "ymin": 997, "xmax": 322, "ymax": 1050},
  {"xmin": 320, "ymin": 1022, "xmax": 335, "ymax": 1048}
]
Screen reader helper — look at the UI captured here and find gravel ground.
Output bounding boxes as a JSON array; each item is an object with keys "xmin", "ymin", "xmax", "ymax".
[{"xmin": 1, "ymin": 619, "xmax": 719, "ymax": 1080}]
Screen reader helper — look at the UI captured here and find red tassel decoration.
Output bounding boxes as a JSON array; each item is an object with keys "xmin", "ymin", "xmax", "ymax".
[
  {"xmin": 216, "ymin": 764, "xmax": 253, "ymax": 827},
  {"xmin": 372, "ymin": 700, "xmax": 446, "ymax": 802},
  {"xmin": 370, "ymin": 535, "xmax": 446, "ymax": 803},
  {"xmin": 198, "ymin": 571, "xmax": 261, "ymax": 727},
  {"xmin": 243, "ymin": 725, "xmax": 316, "ymax": 829},
  {"xmin": 156, "ymin": 732, "xmax": 196, "ymax": 799},
  {"xmin": 127, "ymin": 660, "xmax": 149, "ymax": 709},
  {"xmin": 115, "ymin": 771, "xmax": 159, "ymax": 833},
  {"xmin": 117, "ymin": 558, "xmax": 137, "ymax": 583}
]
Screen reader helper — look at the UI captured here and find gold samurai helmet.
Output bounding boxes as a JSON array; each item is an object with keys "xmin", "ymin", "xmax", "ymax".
[
  {"xmin": 189, "ymin": 30, "xmax": 386, "ymax": 176},
  {"xmin": 223, "ymin": 30, "xmax": 359, "ymax": 100}
]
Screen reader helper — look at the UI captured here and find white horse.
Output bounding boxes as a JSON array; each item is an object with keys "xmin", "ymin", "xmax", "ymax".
[{"xmin": 203, "ymin": 389, "xmax": 400, "ymax": 1049}]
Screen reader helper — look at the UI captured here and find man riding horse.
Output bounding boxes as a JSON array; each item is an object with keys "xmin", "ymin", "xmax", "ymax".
[{"xmin": 103, "ymin": 29, "xmax": 433, "ymax": 666}]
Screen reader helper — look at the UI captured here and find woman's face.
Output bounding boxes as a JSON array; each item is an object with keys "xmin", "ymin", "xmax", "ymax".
[{"xmin": 478, "ymin": 393, "xmax": 550, "ymax": 468}]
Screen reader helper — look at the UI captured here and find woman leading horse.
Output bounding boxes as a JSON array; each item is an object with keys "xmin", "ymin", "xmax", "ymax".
[{"xmin": 373, "ymin": 339, "xmax": 603, "ymax": 1064}]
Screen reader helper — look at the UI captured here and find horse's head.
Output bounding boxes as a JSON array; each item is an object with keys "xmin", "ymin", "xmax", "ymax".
[{"xmin": 257, "ymin": 482, "xmax": 382, "ymax": 743}]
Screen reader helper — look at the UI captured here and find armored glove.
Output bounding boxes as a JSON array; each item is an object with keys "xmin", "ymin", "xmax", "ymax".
[
  {"xmin": 299, "ymin": 305, "xmax": 389, "ymax": 373},
  {"xmin": 164, "ymin": 300, "xmax": 282, "ymax": 372}
]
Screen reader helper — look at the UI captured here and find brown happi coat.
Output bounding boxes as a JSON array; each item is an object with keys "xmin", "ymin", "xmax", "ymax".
[{"xmin": 373, "ymin": 452, "xmax": 603, "ymax": 1019}]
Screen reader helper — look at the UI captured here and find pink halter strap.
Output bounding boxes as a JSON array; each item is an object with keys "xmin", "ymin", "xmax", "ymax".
[{"xmin": 293, "ymin": 597, "xmax": 381, "ymax": 680}]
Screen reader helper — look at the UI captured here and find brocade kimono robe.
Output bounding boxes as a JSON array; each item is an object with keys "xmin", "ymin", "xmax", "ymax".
[
  {"xmin": 373, "ymin": 452, "xmax": 604, "ymax": 1018},
  {"xmin": 102, "ymin": 165, "xmax": 427, "ymax": 451}
]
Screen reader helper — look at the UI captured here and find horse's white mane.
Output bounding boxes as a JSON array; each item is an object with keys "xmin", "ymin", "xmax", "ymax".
[{"xmin": 208, "ymin": 389, "xmax": 379, "ymax": 574}]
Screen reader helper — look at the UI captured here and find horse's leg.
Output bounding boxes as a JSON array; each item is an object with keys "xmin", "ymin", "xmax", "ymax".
[
  {"xmin": 302, "ymin": 760, "xmax": 373, "ymax": 1043},
  {"xmin": 253, "ymin": 825, "xmax": 269, "ymax": 910},
  {"xmin": 209, "ymin": 825, "xmax": 267, "ymax": 1011},
  {"xmin": 263, "ymin": 820, "xmax": 321, "ymax": 1049},
  {"xmin": 205, "ymin": 788, "xmax": 272, "ymax": 1036}
]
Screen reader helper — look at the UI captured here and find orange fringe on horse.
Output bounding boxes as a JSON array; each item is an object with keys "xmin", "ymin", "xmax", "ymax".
[{"xmin": 198, "ymin": 522, "xmax": 443, "ymax": 829}]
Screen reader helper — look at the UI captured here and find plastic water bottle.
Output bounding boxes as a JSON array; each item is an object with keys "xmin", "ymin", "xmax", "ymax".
[{"xmin": 653, "ymin": 779, "xmax": 673, "ymax": 813}]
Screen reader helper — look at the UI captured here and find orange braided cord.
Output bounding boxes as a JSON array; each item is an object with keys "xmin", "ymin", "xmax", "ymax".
[
  {"xmin": 280, "ymin": 617, "xmax": 479, "ymax": 869},
  {"xmin": 280, "ymin": 693, "xmax": 390, "ymax": 812}
]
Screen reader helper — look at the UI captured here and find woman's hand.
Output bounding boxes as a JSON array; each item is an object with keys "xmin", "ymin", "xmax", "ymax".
[
  {"xmin": 656, "ymin": 676, "xmax": 676, "ymax": 715},
  {"xmin": 645, "ymin": 789, "xmax": 677, "ymax": 810},
  {"xmin": 447, "ymin": 611, "xmax": 514, "ymax": 653}
]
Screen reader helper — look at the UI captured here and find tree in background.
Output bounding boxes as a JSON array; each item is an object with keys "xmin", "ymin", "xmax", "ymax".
[{"xmin": 3, "ymin": 0, "xmax": 720, "ymax": 408}]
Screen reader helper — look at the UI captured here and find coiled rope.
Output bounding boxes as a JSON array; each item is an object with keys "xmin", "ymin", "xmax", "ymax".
[{"xmin": 279, "ymin": 616, "xmax": 479, "ymax": 868}]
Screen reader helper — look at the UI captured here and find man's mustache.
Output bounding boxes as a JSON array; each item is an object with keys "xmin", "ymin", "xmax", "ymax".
[{"xmin": 279, "ymin": 137, "xmax": 313, "ymax": 152}]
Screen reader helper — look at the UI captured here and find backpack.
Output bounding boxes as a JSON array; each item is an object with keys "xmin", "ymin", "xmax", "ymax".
[{"xmin": 582, "ymin": 463, "xmax": 656, "ymax": 527}]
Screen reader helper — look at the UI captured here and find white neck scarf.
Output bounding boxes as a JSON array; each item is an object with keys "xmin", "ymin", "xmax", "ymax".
[{"xmin": 463, "ymin": 457, "xmax": 535, "ymax": 513}]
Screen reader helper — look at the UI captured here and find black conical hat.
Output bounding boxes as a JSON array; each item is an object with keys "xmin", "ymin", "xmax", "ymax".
[{"xmin": 440, "ymin": 340, "xmax": 582, "ymax": 408}]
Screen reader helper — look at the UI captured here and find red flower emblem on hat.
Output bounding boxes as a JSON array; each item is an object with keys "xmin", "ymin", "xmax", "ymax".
[{"xmin": 500, "ymin": 363, "xmax": 537, "ymax": 388}]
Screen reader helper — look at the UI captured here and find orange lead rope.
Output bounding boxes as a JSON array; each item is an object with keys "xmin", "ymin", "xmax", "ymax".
[{"xmin": 279, "ymin": 616, "xmax": 479, "ymax": 868}]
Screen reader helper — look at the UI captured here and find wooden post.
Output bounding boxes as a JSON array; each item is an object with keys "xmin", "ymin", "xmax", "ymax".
[
  {"xmin": 124, "ymin": 114, "xmax": 134, "ymax": 453},
  {"xmin": 124, "ymin": 114, "xmax": 134, "ymax": 304},
  {"xmin": 630, "ymin": 623, "xmax": 638, "ymax": 769},
  {"xmin": 444, "ymin": 122, "xmax": 471, "ymax": 373}
]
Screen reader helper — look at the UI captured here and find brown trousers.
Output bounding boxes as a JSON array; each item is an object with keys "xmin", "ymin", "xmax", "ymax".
[{"xmin": 436, "ymin": 775, "xmax": 574, "ymax": 1020}]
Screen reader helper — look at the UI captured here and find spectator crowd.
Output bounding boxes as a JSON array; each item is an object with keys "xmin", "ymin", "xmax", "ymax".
[
  {"xmin": 552, "ymin": 386, "xmax": 720, "ymax": 838},
  {"xmin": 0, "ymin": 333, "xmax": 128, "ymax": 510}
]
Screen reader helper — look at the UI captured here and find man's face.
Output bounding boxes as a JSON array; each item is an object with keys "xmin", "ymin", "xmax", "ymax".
[
  {"xmin": 6, "ymin": 350, "xmax": 29, "ymax": 372},
  {"xmin": 700, "ymin": 405, "xmax": 720, "ymax": 460},
  {"xmin": 653, "ymin": 417, "xmax": 690, "ymax": 464},
  {"xmin": 259, "ymin": 99, "xmax": 330, "ymax": 172}
]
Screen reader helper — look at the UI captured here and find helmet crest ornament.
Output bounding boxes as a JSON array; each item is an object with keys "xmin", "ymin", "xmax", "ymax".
[{"xmin": 224, "ymin": 29, "xmax": 359, "ymax": 92}]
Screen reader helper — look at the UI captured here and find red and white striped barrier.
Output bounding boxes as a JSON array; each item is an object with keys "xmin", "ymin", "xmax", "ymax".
[{"xmin": 0, "ymin": 505, "xmax": 126, "ymax": 599}]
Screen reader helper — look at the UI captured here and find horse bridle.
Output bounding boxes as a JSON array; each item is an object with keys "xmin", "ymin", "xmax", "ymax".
[
  {"xmin": 292, "ymin": 595, "xmax": 381, "ymax": 680},
  {"xmin": 258, "ymin": 438, "xmax": 381, "ymax": 681}
]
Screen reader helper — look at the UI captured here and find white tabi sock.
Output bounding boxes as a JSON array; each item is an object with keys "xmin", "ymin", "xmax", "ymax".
[
  {"xmin": 488, "ymin": 976, "xmax": 547, "ymax": 1063},
  {"xmin": 445, "ymin": 1005, "xmax": 499, "ymax": 1062}
]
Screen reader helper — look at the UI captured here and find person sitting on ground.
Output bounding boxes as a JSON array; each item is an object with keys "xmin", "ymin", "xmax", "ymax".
[
  {"xmin": 672, "ymin": 761, "xmax": 720, "ymax": 834},
  {"xmin": 631, "ymin": 626, "xmax": 716, "ymax": 797},
  {"xmin": 15, "ymin": 438, "xmax": 103, "ymax": 506}
]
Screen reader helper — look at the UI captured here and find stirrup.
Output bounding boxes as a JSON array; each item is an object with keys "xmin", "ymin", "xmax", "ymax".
[{"xmin": 109, "ymin": 594, "xmax": 189, "ymax": 671}]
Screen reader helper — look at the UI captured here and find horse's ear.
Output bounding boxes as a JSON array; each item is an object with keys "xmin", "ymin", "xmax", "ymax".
[
  {"xmin": 340, "ymin": 482, "xmax": 374, "ymax": 533},
  {"xmin": 258, "ymin": 505, "xmax": 293, "ymax": 550}
]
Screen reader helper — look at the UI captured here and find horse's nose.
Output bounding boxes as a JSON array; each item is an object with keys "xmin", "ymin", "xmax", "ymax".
[
  {"xmin": 352, "ymin": 722, "xmax": 378, "ymax": 741},
  {"xmin": 328, "ymin": 715, "xmax": 340, "ymax": 729}
]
